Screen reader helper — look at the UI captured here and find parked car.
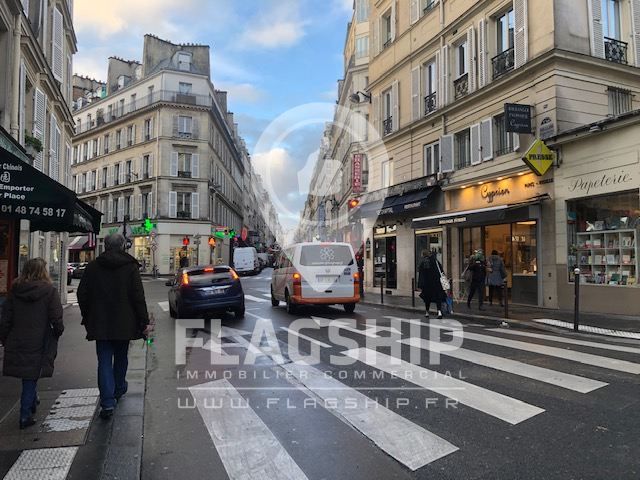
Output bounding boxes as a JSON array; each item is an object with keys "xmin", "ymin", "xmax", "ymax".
[
  {"xmin": 71, "ymin": 262, "xmax": 87, "ymax": 279},
  {"xmin": 166, "ymin": 265, "xmax": 244, "ymax": 319},
  {"xmin": 233, "ymin": 247, "xmax": 260, "ymax": 275},
  {"xmin": 271, "ymin": 242, "xmax": 360, "ymax": 314},
  {"xmin": 257, "ymin": 253, "xmax": 271, "ymax": 268},
  {"xmin": 66, "ymin": 264, "xmax": 74, "ymax": 285}
]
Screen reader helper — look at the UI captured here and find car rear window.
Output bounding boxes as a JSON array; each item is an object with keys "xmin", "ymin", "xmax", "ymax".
[
  {"xmin": 187, "ymin": 268, "xmax": 234, "ymax": 285},
  {"xmin": 299, "ymin": 245, "xmax": 354, "ymax": 266}
]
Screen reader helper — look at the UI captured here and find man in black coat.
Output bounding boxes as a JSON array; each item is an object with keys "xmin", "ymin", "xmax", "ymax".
[
  {"xmin": 417, "ymin": 249, "xmax": 446, "ymax": 319},
  {"xmin": 78, "ymin": 233, "xmax": 150, "ymax": 419}
]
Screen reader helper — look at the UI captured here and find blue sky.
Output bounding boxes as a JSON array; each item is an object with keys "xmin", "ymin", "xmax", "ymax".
[{"xmin": 73, "ymin": 0, "xmax": 353, "ymax": 230}]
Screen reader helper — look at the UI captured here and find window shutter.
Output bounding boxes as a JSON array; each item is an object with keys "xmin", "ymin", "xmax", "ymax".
[
  {"xmin": 372, "ymin": 94, "xmax": 380, "ymax": 137},
  {"xmin": 513, "ymin": 133, "xmax": 521, "ymax": 152},
  {"xmin": 191, "ymin": 192, "xmax": 199, "ymax": 220},
  {"xmin": 191, "ymin": 154, "xmax": 200, "ymax": 178},
  {"xmin": 440, "ymin": 134, "xmax": 454, "ymax": 173},
  {"xmin": 135, "ymin": 194, "xmax": 142, "ymax": 220},
  {"xmin": 148, "ymin": 191, "xmax": 154, "ymax": 218},
  {"xmin": 117, "ymin": 197, "xmax": 124, "ymax": 222},
  {"xmin": 410, "ymin": 0, "xmax": 419, "ymax": 24},
  {"xmin": 107, "ymin": 165, "xmax": 112, "ymax": 186},
  {"xmin": 97, "ymin": 168, "xmax": 101, "ymax": 190},
  {"xmin": 132, "ymin": 124, "xmax": 136, "ymax": 144},
  {"xmin": 108, "ymin": 197, "xmax": 113, "ymax": 222},
  {"xmin": 390, "ymin": 1, "xmax": 397, "ymax": 42},
  {"xmin": 52, "ymin": 7, "xmax": 63, "ymax": 82},
  {"xmin": 172, "ymin": 116, "xmax": 179, "ymax": 136},
  {"xmin": 480, "ymin": 118, "xmax": 493, "ymax": 161},
  {"xmin": 411, "ymin": 66, "xmax": 421, "ymax": 121},
  {"xmin": 169, "ymin": 191, "xmax": 177, "ymax": 218},
  {"xmin": 33, "ymin": 88, "xmax": 47, "ymax": 171},
  {"xmin": 19, "ymin": 60, "xmax": 26, "ymax": 144},
  {"xmin": 467, "ymin": 27, "xmax": 476, "ymax": 92},
  {"xmin": 119, "ymin": 162, "xmax": 126, "ymax": 184},
  {"xmin": 391, "ymin": 80, "xmax": 399, "ymax": 131},
  {"xmin": 96, "ymin": 136, "xmax": 101, "ymax": 156},
  {"xmin": 372, "ymin": 15, "xmax": 380, "ymax": 57},
  {"xmin": 48, "ymin": 115, "xmax": 58, "ymax": 180},
  {"xmin": 470, "ymin": 123, "xmax": 481, "ymax": 165},
  {"xmin": 170, "ymin": 152, "xmax": 178, "ymax": 176},
  {"xmin": 630, "ymin": 0, "xmax": 640, "ymax": 66},
  {"xmin": 193, "ymin": 118, "xmax": 199, "ymax": 139},
  {"xmin": 514, "ymin": 0, "xmax": 528, "ymax": 67},
  {"xmin": 478, "ymin": 19, "xmax": 487, "ymax": 87},
  {"xmin": 149, "ymin": 154, "xmax": 154, "ymax": 177},
  {"xmin": 440, "ymin": 45, "xmax": 449, "ymax": 107},
  {"xmin": 128, "ymin": 196, "xmax": 134, "ymax": 220},
  {"xmin": 434, "ymin": 51, "xmax": 440, "ymax": 109},
  {"xmin": 588, "ymin": 0, "xmax": 604, "ymax": 58},
  {"xmin": 149, "ymin": 117, "xmax": 154, "ymax": 138}
]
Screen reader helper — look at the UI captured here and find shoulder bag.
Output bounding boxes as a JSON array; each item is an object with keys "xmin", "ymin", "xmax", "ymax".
[{"xmin": 435, "ymin": 261, "xmax": 450, "ymax": 291}]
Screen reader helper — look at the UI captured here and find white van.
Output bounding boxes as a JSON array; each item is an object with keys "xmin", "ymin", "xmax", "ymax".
[
  {"xmin": 270, "ymin": 242, "xmax": 360, "ymax": 314},
  {"xmin": 233, "ymin": 247, "xmax": 260, "ymax": 275}
]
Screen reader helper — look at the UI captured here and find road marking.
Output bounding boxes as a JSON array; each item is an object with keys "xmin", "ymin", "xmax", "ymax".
[
  {"xmin": 486, "ymin": 328, "xmax": 640, "ymax": 355},
  {"xmin": 157, "ymin": 301, "xmax": 169, "ymax": 312},
  {"xmin": 244, "ymin": 294, "xmax": 270, "ymax": 303},
  {"xmin": 343, "ymin": 347, "xmax": 545, "ymax": 425},
  {"xmin": 452, "ymin": 331, "xmax": 640, "ymax": 375},
  {"xmin": 280, "ymin": 327, "xmax": 332, "ymax": 349},
  {"xmin": 532, "ymin": 319, "xmax": 640, "ymax": 339},
  {"xmin": 261, "ymin": 293, "xmax": 272, "ymax": 298},
  {"xmin": 283, "ymin": 362, "xmax": 458, "ymax": 470},
  {"xmin": 310, "ymin": 316, "xmax": 381, "ymax": 338},
  {"xmin": 189, "ymin": 379, "xmax": 308, "ymax": 480},
  {"xmin": 400, "ymin": 337, "xmax": 608, "ymax": 393},
  {"xmin": 3, "ymin": 446, "xmax": 78, "ymax": 480}
]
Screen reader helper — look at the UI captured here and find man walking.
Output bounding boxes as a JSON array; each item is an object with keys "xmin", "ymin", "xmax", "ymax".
[{"xmin": 78, "ymin": 233, "xmax": 150, "ymax": 419}]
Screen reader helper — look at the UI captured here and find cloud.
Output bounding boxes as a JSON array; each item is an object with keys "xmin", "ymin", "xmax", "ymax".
[
  {"xmin": 216, "ymin": 82, "xmax": 266, "ymax": 104},
  {"xmin": 237, "ymin": 1, "xmax": 307, "ymax": 50}
]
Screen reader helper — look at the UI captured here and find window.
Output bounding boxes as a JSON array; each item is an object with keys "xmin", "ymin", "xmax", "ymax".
[
  {"xmin": 144, "ymin": 119, "xmax": 151, "ymax": 140},
  {"xmin": 103, "ymin": 134, "xmax": 109, "ymax": 154},
  {"xmin": 117, "ymin": 75, "xmax": 126, "ymax": 89},
  {"xmin": 126, "ymin": 160, "xmax": 132, "ymax": 182},
  {"xmin": 382, "ymin": 11, "xmax": 393, "ymax": 48},
  {"xmin": 102, "ymin": 167, "xmax": 107, "ymax": 188},
  {"xmin": 82, "ymin": 142, "xmax": 88, "ymax": 161},
  {"xmin": 382, "ymin": 89, "xmax": 392, "ymax": 135},
  {"xmin": 355, "ymin": 0, "xmax": 369, "ymax": 22},
  {"xmin": 81, "ymin": 173, "xmax": 86, "ymax": 192},
  {"xmin": 608, "ymin": 87, "xmax": 632, "ymax": 116},
  {"xmin": 72, "ymin": 146, "xmax": 78, "ymax": 164},
  {"xmin": 178, "ymin": 116, "xmax": 192, "ymax": 136},
  {"xmin": 142, "ymin": 155, "xmax": 150, "ymax": 179},
  {"xmin": 114, "ymin": 163, "xmax": 120, "ymax": 185},
  {"xmin": 90, "ymin": 170, "xmax": 97, "ymax": 190},
  {"xmin": 130, "ymin": 94, "xmax": 136, "ymax": 110},
  {"xmin": 423, "ymin": 0, "xmax": 438, "ymax": 12},
  {"xmin": 178, "ymin": 52, "xmax": 191, "ymax": 71},
  {"xmin": 355, "ymin": 36, "xmax": 369, "ymax": 58},
  {"xmin": 455, "ymin": 129, "xmax": 471, "ymax": 169},
  {"xmin": 107, "ymin": 105, "xmax": 113, "ymax": 121},
  {"xmin": 142, "ymin": 193, "xmax": 149, "ymax": 218},
  {"xmin": 177, "ymin": 192, "xmax": 192, "ymax": 217},
  {"xmin": 179, "ymin": 82, "xmax": 192, "ymax": 95},
  {"xmin": 92, "ymin": 139, "xmax": 98, "ymax": 157},
  {"xmin": 127, "ymin": 125, "xmax": 134, "ymax": 146},
  {"xmin": 497, "ymin": 9, "xmax": 515, "ymax": 53},
  {"xmin": 494, "ymin": 114, "xmax": 513, "ymax": 156},
  {"xmin": 457, "ymin": 41, "xmax": 467, "ymax": 77},
  {"xmin": 124, "ymin": 196, "xmax": 131, "ymax": 220},
  {"xmin": 424, "ymin": 60, "xmax": 437, "ymax": 114},
  {"xmin": 361, "ymin": 155, "xmax": 369, "ymax": 190},
  {"xmin": 178, "ymin": 153, "xmax": 192, "ymax": 177},
  {"xmin": 148, "ymin": 85, "xmax": 154, "ymax": 104},
  {"xmin": 381, "ymin": 160, "xmax": 392, "ymax": 188},
  {"xmin": 119, "ymin": 99, "xmax": 125, "ymax": 116},
  {"xmin": 423, "ymin": 142, "xmax": 440, "ymax": 176},
  {"xmin": 112, "ymin": 198, "xmax": 118, "ymax": 222},
  {"xmin": 116, "ymin": 130, "xmax": 122, "ymax": 149},
  {"xmin": 602, "ymin": 0, "xmax": 621, "ymax": 40},
  {"xmin": 87, "ymin": 114, "xmax": 92, "ymax": 128}
]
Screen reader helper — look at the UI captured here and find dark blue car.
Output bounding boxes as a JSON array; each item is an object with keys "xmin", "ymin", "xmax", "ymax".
[{"xmin": 166, "ymin": 265, "xmax": 245, "ymax": 319}]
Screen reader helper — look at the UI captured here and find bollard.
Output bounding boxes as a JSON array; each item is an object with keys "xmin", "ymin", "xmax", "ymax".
[
  {"xmin": 411, "ymin": 278, "xmax": 415, "ymax": 307},
  {"xmin": 359, "ymin": 265, "xmax": 365, "ymax": 299},
  {"xmin": 380, "ymin": 275, "xmax": 384, "ymax": 305},
  {"xmin": 574, "ymin": 268, "xmax": 580, "ymax": 331},
  {"xmin": 503, "ymin": 280, "xmax": 509, "ymax": 319}
]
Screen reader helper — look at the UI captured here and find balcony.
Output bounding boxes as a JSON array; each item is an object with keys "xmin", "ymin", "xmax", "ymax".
[
  {"xmin": 178, "ymin": 170, "xmax": 192, "ymax": 178},
  {"xmin": 605, "ymin": 37, "xmax": 628, "ymax": 64},
  {"xmin": 491, "ymin": 47, "xmax": 515, "ymax": 80},
  {"xmin": 453, "ymin": 73, "xmax": 469, "ymax": 100},
  {"xmin": 383, "ymin": 117, "xmax": 393, "ymax": 136},
  {"xmin": 177, "ymin": 210, "xmax": 191, "ymax": 219},
  {"xmin": 424, "ymin": 92, "xmax": 437, "ymax": 116}
]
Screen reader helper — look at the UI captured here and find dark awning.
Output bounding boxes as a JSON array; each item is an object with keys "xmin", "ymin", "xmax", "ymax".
[
  {"xmin": 0, "ymin": 141, "xmax": 102, "ymax": 233},
  {"xmin": 352, "ymin": 187, "xmax": 436, "ymax": 219}
]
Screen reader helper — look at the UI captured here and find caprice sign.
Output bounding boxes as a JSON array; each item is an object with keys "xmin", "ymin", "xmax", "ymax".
[{"xmin": 174, "ymin": 317, "xmax": 463, "ymax": 367}]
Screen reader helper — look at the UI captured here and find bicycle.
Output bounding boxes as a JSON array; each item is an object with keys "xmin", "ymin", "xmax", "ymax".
[{"xmin": 452, "ymin": 277, "xmax": 469, "ymax": 303}]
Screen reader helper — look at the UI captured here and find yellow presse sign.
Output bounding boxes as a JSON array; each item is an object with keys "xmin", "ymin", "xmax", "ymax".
[{"xmin": 523, "ymin": 139, "xmax": 555, "ymax": 176}]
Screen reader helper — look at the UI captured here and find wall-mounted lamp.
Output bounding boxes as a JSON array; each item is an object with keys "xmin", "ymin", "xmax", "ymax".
[{"xmin": 349, "ymin": 91, "xmax": 372, "ymax": 104}]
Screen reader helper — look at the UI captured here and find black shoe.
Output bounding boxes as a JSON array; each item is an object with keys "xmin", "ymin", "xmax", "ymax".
[
  {"xmin": 115, "ymin": 382, "xmax": 129, "ymax": 401},
  {"xmin": 479, "ymin": 305, "xmax": 485, "ymax": 311},
  {"xmin": 99, "ymin": 408, "xmax": 114, "ymax": 420},
  {"xmin": 19, "ymin": 417, "xmax": 36, "ymax": 429},
  {"xmin": 30, "ymin": 397, "xmax": 40, "ymax": 415}
]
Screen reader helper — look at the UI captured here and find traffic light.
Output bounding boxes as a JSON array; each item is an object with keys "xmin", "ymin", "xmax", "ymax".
[
  {"xmin": 208, "ymin": 236, "xmax": 216, "ymax": 248},
  {"xmin": 182, "ymin": 235, "xmax": 190, "ymax": 246},
  {"xmin": 348, "ymin": 198, "xmax": 360, "ymax": 209}
]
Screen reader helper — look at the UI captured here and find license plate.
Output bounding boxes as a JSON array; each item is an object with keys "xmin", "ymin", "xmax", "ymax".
[
  {"xmin": 201, "ymin": 287, "xmax": 227, "ymax": 296},
  {"xmin": 316, "ymin": 275, "xmax": 339, "ymax": 283}
]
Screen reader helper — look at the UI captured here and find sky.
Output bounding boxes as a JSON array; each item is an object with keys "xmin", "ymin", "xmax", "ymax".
[{"xmin": 73, "ymin": 0, "xmax": 354, "ymax": 234}]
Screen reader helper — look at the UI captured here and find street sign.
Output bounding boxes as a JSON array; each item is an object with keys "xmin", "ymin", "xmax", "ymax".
[
  {"xmin": 504, "ymin": 103, "xmax": 532, "ymax": 133},
  {"xmin": 150, "ymin": 244, "xmax": 157, "ymax": 252},
  {"xmin": 523, "ymin": 139, "xmax": 555, "ymax": 176}
]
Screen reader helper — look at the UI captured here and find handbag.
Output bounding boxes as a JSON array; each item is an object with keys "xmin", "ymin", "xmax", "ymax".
[{"xmin": 435, "ymin": 260, "xmax": 450, "ymax": 291}]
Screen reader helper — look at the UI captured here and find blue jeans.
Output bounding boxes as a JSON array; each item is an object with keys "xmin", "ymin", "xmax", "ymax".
[
  {"xmin": 20, "ymin": 379, "xmax": 38, "ymax": 421},
  {"xmin": 96, "ymin": 340, "xmax": 130, "ymax": 409}
]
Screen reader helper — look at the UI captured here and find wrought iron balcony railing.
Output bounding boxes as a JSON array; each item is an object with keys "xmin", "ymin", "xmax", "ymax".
[
  {"xmin": 453, "ymin": 73, "xmax": 469, "ymax": 100},
  {"xmin": 383, "ymin": 117, "xmax": 393, "ymax": 136},
  {"xmin": 424, "ymin": 92, "xmax": 437, "ymax": 115},
  {"xmin": 491, "ymin": 47, "xmax": 515, "ymax": 80},
  {"xmin": 177, "ymin": 210, "xmax": 191, "ymax": 219},
  {"xmin": 178, "ymin": 170, "xmax": 192, "ymax": 178},
  {"xmin": 605, "ymin": 37, "xmax": 628, "ymax": 64}
]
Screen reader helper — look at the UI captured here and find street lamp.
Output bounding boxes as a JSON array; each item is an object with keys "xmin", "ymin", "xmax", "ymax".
[{"xmin": 349, "ymin": 91, "xmax": 372, "ymax": 104}]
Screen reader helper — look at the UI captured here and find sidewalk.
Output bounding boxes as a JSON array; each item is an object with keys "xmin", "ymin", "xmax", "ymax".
[{"xmin": 360, "ymin": 291, "xmax": 640, "ymax": 335}]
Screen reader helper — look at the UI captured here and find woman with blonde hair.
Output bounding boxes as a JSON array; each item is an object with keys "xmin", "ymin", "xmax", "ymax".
[{"xmin": 0, "ymin": 258, "xmax": 64, "ymax": 429}]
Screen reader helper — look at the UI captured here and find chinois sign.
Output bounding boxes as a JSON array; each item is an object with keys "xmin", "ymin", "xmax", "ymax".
[{"xmin": 522, "ymin": 139, "xmax": 555, "ymax": 176}]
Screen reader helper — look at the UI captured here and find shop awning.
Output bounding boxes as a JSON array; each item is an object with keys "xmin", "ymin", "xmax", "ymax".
[
  {"xmin": 352, "ymin": 187, "xmax": 437, "ymax": 219},
  {"xmin": 0, "ymin": 139, "xmax": 102, "ymax": 233},
  {"xmin": 68, "ymin": 235, "xmax": 89, "ymax": 250},
  {"xmin": 411, "ymin": 196, "xmax": 549, "ymax": 229}
]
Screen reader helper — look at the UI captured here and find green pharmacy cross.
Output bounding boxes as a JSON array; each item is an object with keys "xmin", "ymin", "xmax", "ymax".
[
  {"xmin": 142, "ymin": 218, "xmax": 156, "ymax": 234},
  {"xmin": 214, "ymin": 229, "xmax": 236, "ymax": 239}
]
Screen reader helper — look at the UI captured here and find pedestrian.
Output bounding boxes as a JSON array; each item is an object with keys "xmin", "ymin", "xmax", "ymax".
[
  {"xmin": 179, "ymin": 252, "xmax": 189, "ymax": 269},
  {"xmin": 466, "ymin": 249, "xmax": 487, "ymax": 310},
  {"xmin": 487, "ymin": 250, "xmax": 507, "ymax": 306},
  {"xmin": 417, "ymin": 249, "xmax": 446, "ymax": 319},
  {"xmin": 77, "ymin": 233, "xmax": 151, "ymax": 419},
  {"xmin": 0, "ymin": 258, "xmax": 64, "ymax": 429}
]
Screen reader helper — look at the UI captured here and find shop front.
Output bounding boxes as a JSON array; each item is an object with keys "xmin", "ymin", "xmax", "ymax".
[
  {"xmin": 412, "ymin": 173, "xmax": 553, "ymax": 306},
  {"xmin": 553, "ymin": 118, "xmax": 640, "ymax": 316}
]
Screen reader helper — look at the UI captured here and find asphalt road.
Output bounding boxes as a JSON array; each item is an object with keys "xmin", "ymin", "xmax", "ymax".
[{"xmin": 141, "ymin": 269, "xmax": 640, "ymax": 480}]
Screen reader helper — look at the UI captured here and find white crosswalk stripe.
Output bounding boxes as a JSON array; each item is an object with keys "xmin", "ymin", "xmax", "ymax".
[
  {"xmin": 532, "ymin": 318, "xmax": 640, "ymax": 339},
  {"xmin": 189, "ymin": 379, "xmax": 308, "ymax": 480},
  {"xmin": 244, "ymin": 294, "xmax": 270, "ymax": 303},
  {"xmin": 451, "ymin": 331, "xmax": 640, "ymax": 375},
  {"xmin": 157, "ymin": 301, "xmax": 169, "ymax": 312},
  {"xmin": 66, "ymin": 291, "xmax": 78, "ymax": 306}
]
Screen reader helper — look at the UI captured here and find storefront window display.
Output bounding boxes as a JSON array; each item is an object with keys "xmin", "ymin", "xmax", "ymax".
[
  {"xmin": 567, "ymin": 190, "xmax": 639, "ymax": 286},
  {"xmin": 373, "ymin": 225, "xmax": 397, "ymax": 288},
  {"xmin": 134, "ymin": 237, "xmax": 152, "ymax": 273},
  {"xmin": 415, "ymin": 230, "xmax": 442, "ymax": 279}
]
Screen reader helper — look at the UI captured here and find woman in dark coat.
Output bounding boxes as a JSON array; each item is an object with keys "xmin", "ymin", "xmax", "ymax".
[
  {"xmin": 467, "ymin": 250, "xmax": 487, "ymax": 310},
  {"xmin": 0, "ymin": 258, "xmax": 64, "ymax": 429},
  {"xmin": 487, "ymin": 250, "xmax": 507, "ymax": 306},
  {"xmin": 417, "ymin": 249, "xmax": 446, "ymax": 319}
]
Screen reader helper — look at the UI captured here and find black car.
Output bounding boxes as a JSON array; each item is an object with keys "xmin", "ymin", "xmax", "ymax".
[
  {"xmin": 71, "ymin": 262, "xmax": 87, "ymax": 279},
  {"xmin": 166, "ymin": 265, "xmax": 245, "ymax": 319}
]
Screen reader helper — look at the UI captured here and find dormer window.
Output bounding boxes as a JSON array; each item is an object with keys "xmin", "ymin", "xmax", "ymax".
[
  {"xmin": 178, "ymin": 52, "xmax": 191, "ymax": 71},
  {"xmin": 117, "ymin": 75, "xmax": 126, "ymax": 89}
]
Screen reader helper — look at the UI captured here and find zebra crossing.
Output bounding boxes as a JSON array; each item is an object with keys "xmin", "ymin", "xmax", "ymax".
[{"xmin": 186, "ymin": 315, "xmax": 640, "ymax": 478}]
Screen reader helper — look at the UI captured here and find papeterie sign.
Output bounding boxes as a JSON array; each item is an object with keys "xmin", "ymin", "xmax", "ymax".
[{"xmin": 504, "ymin": 103, "xmax": 532, "ymax": 133}]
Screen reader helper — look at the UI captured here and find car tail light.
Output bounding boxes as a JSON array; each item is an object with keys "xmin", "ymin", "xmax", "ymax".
[
  {"xmin": 203, "ymin": 267, "xmax": 214, "ymax": 272},
  {"xmin": 353, "ymin": 272, "xmax": 360, "ymax": 296},
  {"xmin": 292, "ymin": 272, "xmax": 302, "ymax": 297},
  {"xmin": 230, "ymin": 269, "xmax": 239, "ymax": 280},
  {"xmin": 181, "ymin": 271, "xmax": 189, "ymax": 286}
]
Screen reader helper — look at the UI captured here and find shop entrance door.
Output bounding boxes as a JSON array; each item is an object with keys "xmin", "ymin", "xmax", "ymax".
[
  {"xmin": 373, "ymin": 236, "xmax": 397, "ymax": 288},
  {"xmin": 485, "ymin": 224, "xmax": 512, "ymax": 303}
]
